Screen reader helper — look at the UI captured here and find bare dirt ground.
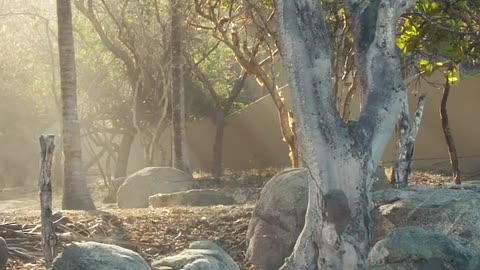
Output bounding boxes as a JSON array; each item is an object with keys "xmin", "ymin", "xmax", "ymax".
[{"xmin": 0, "ymin": 170, "xmax": 475, "ymax": 270}]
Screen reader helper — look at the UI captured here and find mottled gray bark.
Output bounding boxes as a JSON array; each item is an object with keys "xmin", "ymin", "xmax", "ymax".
[
  {"xmin": 114, "ymin": 131, "xmax": 135, "ymax": 179},
  {"xmin": 276, "ymin": 0, "xmax": 416, "ymax": 269},
  {"xmin": 57, "ymin": 0, "xmax": 95, "ymax": 210},
  {"xmin": 391, "ymin": 94, "xmax": 427, "ymax": 188},
  {"xmin": 38, "ymin": 135, "xmax": 58, "ymax": 268},
  {"xmin": 170, "ymin": 0, "xmax": 190, "ymax": 174}
]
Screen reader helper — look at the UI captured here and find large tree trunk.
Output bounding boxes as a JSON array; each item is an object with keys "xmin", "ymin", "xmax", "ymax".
[
  {"xmin": 57, "ymin": 0, "xmax": 95, "ymax": 210},
  {"xmin": 282, "ymin": 151, "xmax": 372, "ymax": 270},
  {"xmin": 391, "ymin": 94, "xmax": 427, "ymax": 188},
  {"xmin": 441, "ymin": 73, "xmax": 461, "ymax": 184},
  {"xmin": 114, "ymin": 131, "xmax": 135, "ymax": 178},
  {"xmin": 276, "ymin": 0, "xmax": 415, "ymax": 269},
  {"xmin": 170, "ymin": 0, "xmax": 190, "ymax": 174},
  {"xmin": 212, "ymin": 110, "xmax": 226, "ymax": 178}
]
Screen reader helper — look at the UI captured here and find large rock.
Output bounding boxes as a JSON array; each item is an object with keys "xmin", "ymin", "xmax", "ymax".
[
  {"xmin": 52, "ymin": 242, "xmax": 150, "ymax": 270},
  {"xmin": 373, "ymin": 186, "xmax": 480, "ymax": 254},
  {"xmin": 151, "ymin": 241, "xmax": 239, "ymax": 270},
  {"xmin": 0, "ymin": 237, "xmax": 7, "ymax": 270},
  {"xmin": 149, "ymin": 188, "xmax": 262, "ymax": 207},
  {"xmin": 246, "ymin": 168, "xmax": 308, "ymax": 270},
  {"xmin": 117, "ymin": 167, "xmax": 192, "ymax": 208},
  {"xmin": 246, "ymin": 168, "xmax": 480, "ymax": 270},
  {"xmin": 368, "ymin": 227, "xmax": 473, "ymax": 270}
]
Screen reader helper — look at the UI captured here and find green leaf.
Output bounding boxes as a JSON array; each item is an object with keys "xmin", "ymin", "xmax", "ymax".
[
  {"xmin": 446, "ymin": 68, "xmax": 459, "ymax": 84},
  {"xmin": 419, "ymin": 59, "xmax": 429, "ymax": 66}
]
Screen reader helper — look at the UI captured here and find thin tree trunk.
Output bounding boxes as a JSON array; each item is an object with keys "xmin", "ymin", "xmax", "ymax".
[
  {"xmin": 391, "ymin": 94, "xmax": 427, "ymax": 188},
  {"xmin": 143, "ymin": 139, "xmax": 154, "ymax": 167},
  {"xmin": 278, "ymin": 106, "xmax": 300, "ymax": 168},
  {"xmin": 105, "ymin": 153, "xmax": 112, "ymax": 184},
  {"xmin": 190, "ymin": 65, "xmax": 248, "ymax": 177},
  {"xmin": 57, "ymin": 0, "xmax": 95, "ymax": 210},
  {"xmin": 84, "ymin": 133, "xmax": 108, "ymax": 187},
  {"xmin": 38, "ymin": 135, "xmax": 58, "ymax": 269},
  {"xmin": 114, "ymin": 131, "xmax": 135, "ymax": 178},
  {"xmin": 170, "ymin": 0, "xmax": 190, "ymax": 174},
  {"xmin": 147, "ymin": 94, "xmax": 169, "ymax": 167},
  {"xmin": 85, "ymin": 147, "xmax": 107, "ymax": 170},
  {"xmin": 262, "ymin": 78, "xmax": 300, "ymax": 168},
  {"xmin": 212, "ymin": 109, "xmax": 226, "ymax": 178},
  {"xmin": 441, "ymin": 72, "xmax": 461, "ymax": 184}
]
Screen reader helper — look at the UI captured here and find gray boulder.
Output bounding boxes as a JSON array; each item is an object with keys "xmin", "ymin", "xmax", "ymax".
[
  {"xmin": 373, "ymin": 186, "xmax": 480, "ymax": 254},
  {"xmin": 368, "ymin": 227, "xmax": 473, "ymax": 270},
  {"xmin": 151, "ymin": 241, "xmax": 239, "ymax": 270},
  {"xmin": 149, "ymin": 188, "xmax": 261, "ymax": 207},
  {"xmin": 117, "ymin": 167, "xmax": 192, "ymax": 208},
  {"xmin": 246, "ymin": 168, "xmax": 308, "ymax": 270},
  {"xmin": 52, "ymin": 242, "xmax": 150, "ymax": 270},
  {"xmin": 0, "ymin": 237, "xmax": 7, "ymax": 270},
  {"xmin": 246, "ymin": 168, "xmax": 480, "ymax": 270}
]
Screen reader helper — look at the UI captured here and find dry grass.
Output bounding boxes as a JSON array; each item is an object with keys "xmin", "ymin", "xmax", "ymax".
[{"xmin": 1, "ymin": 170, "xmax": 474, "ymax": 269}]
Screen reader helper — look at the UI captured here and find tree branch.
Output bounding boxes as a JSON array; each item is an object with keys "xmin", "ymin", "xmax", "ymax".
[
  {"xmin": 345, "ymin": 0, "xmax": 417, "ymax": 163},
  {"xmin": 74, "ymin": 0, "xmax": 138, "ymax": 82},
  {"xmin": 276, "ymin": 0, "xmax": 345, "ymax": 145}
]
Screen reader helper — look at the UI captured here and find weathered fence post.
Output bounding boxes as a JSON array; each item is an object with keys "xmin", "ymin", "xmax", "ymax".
[
  {"xmin": 0, "ymin": 237, "xmax": 7, "ymax": 270},
  {"xmin": 38, "ymin": 134, "xmax": 58, "ymax": 269}
]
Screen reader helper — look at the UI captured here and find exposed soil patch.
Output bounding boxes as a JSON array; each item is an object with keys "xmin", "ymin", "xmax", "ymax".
[{"xmin": 3, "ymin": 206, "xmax": 254, "ymax": 270}]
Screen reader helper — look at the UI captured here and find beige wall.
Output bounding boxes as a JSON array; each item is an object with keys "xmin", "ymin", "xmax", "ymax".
[
  {"xmin": 127, "ymin": 73, "xmax": 480, "ymax": 174},
  {"xmin": 383, "ymin": 73, "xmax": 480, "ymax": 172}
]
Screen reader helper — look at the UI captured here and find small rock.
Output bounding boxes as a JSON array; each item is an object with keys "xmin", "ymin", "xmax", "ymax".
[
  {"xmin": 151, "ymin": 241, "xmax": 239, "ymax": 270},
  {"xmin": 149, "ymin": 188, "xmax": 261, "ymax": 207},
  {"xmin": 0, "ymin": 237, "xmax": 7, "ymax": 270},
  {"xmin": 368, "ymin": 227, "xmax": 473, "ymax": 270},
  {"xmin": 52, "ymin": 242, "xmax": 150, "ymax": 270},
  {"xmin": 246, "ymin": 168, "xmax": 308, "ymax": 270}
]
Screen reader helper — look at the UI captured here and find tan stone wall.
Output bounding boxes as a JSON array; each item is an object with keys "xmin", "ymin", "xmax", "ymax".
[{"xmin": 127, "ymin": 73, "xmax": 480, "ymax": 174}]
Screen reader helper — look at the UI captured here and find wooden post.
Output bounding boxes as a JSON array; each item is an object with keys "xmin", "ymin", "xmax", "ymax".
[
  {"xmin": 0, "ymin": 237, "xmax": 7, "ymax": 270},
  {"xmin": 38, "ymin": 134, "xmax": 58, "ymax": 269}
]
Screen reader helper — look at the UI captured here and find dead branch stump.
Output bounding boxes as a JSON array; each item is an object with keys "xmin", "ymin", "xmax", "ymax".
[
  {"xmin": 38, "ymin": 135, "xmax": 58, "ymax": 268},
  {"xmin": 0, "ymin": 237, "xmax": 7, "ymax": 270}
]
